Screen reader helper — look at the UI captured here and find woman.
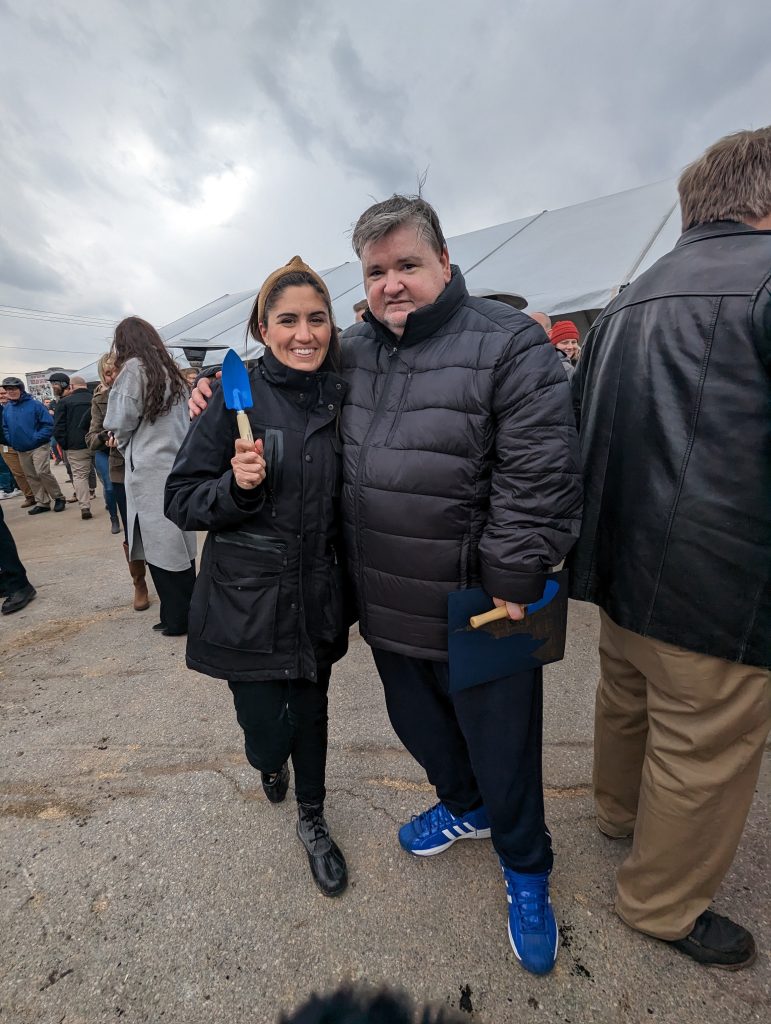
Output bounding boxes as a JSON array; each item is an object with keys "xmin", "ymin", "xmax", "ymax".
[
  {"xmin": 86, "ymin": 355, "xmax": 121, "ymax": 535},
  {"xmin": 165, "ymin": 257, "xmax": 350, "ymax": 898},
  {"xmin": 86, "ymin": 353, "xmax": 150, "ymax": 612},
  {"xmin": 105, "ymin": 317, "xmax": 197, "ymax": 635}
]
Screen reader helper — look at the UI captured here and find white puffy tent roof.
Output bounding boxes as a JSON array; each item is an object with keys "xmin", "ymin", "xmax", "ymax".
[{"xmin": 78, "ymin": 179, "xmax": 680, "ymax": 381}]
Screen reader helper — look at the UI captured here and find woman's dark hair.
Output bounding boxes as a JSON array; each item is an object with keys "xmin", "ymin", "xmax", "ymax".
[
  {"xmin": 246, "ymin": 271, "xmax": 341, "ymax": 373},
  {"xmin": 111, "ymin": 316, "xmax": 188, "ymax": 424}
]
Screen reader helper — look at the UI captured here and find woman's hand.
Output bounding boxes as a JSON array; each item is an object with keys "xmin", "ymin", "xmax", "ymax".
[
  {"xmin": 231, "ymin": 438, "xmax": 266, "ymax": 490},
  {"xmin": 106, "ymin": 433, "xmax": 118, "ymax": 449}
]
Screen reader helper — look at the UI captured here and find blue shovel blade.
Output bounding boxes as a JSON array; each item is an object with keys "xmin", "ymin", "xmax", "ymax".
[
  {"xmin": 447, "ymin": 570, "xmax": 568, "ymax": 692},
  {"xmin": 222, "ymin": 348, "xmax": 254, "ymax": 413}
]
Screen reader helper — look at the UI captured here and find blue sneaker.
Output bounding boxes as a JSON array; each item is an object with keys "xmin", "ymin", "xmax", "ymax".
[
  {"xmin": 502, "ymin": 864, "xmax": 558, "ymax": 975},
  {"xmin": 399, "ymin": 802, "xmax": 491, "ymax": 856}
]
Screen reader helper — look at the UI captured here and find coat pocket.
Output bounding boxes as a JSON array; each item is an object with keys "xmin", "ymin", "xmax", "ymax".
[{"xmin": 202, "ymin": 572, "xmax": 280, "ymax": 653}]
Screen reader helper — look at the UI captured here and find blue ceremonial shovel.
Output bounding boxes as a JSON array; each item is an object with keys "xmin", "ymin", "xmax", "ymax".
[
  {"xmin": 221, "ymin": 348, "xmax": 254, "ymax": 442},
  {"xmin": 447, "ymin": 570, "xmax": 568, "ymax": 692}
]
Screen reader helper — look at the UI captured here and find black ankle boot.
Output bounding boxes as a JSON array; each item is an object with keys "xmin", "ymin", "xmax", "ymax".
[
  {"xmin": 296, "ymin": 802, "xmax": 348, "ymax": 897},
  {"xmin": 261, "ymin": 762, "xmax": 290, "ymax": 803}
]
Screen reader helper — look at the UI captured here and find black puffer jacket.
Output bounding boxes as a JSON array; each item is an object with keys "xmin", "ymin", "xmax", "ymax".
[
  {"xmin": 569, "ymin": 221, "xmax": 771, "ymax": 667},
  {"xmin": 341, "ymin": 267, "xmax": 582, "ymax": 660},
  {"xmin": 164, "ymin": 350, "xmax": 350, "ymax": 682}
]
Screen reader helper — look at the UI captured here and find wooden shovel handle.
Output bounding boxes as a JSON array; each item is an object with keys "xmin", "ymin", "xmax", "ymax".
[
  {"xmin": 236, "ymin": 410, "xmax": 253, "ymax": 444},
  {"xmin": 469, "ymin": 605, "xmax": 525, "ymax": 629}
]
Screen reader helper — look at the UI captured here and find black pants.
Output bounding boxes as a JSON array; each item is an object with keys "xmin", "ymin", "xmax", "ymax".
[
  {"xmin": 372, "ymin": 649, "xmax": 552, "ymax": 874},
  {"xmin": 146, "ymin": 561, "xmax": 196, "ymax": 634},
  {"xmin": 229, "ymin": 666, "xmax": 331, "ymax": 806},
  {"xmin": 112, "ymin": 482, "xmax": 129, "ymax": 544},
  {"xmin": 0, "ymin": 505, "xmax": 29, "ymax": 591}
]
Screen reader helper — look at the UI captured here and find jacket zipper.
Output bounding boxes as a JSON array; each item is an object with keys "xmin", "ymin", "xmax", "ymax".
[
  {"xmin": 353, "ymin": 346, "xmax": 399, "ymax": 633},
  {"xmin": 384, "ymin": 369, "xmax": 412, "ymax": 447}
]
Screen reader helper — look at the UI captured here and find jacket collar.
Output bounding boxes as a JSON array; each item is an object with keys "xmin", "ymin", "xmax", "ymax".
[
  {"xmin": 259, "ymin": 346, "xmax": 347, "ymax": 402},
  {"xmin": 365, "ymin": 265, "xmax": 468, "ymax": 349},
  {"xmin": 676, "ymin": 220, "xmax": 771, "ymax": 247}
]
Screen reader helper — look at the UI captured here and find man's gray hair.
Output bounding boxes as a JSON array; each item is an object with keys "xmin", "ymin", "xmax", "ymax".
[
  {"xmin": 352, "ymin": 194, "xmax": 447, "ymax": 259},
  {"xmin": 678, "ymin": 126, "xmax": 771, "ymax": 231}
]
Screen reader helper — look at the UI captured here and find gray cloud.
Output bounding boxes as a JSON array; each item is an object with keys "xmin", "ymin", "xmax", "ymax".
[{"xmin": 1, "ymin": 0, "xmax": 770, "ymax": 378}]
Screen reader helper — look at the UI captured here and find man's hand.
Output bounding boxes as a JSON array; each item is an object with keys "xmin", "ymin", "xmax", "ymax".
[
  {"xmin": 492, "ymin": 596, "xmax": 526, "ymax": 621},
  {"xmin": 231, "ymin": 438, "xmax": 266, "ymax": 490},
  {"xmin": 189, "ymin": 371, "xmax": 219, "ymax": 418}
]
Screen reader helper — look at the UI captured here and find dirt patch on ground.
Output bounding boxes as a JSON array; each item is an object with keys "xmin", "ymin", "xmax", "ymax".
[
  {"xmin": 0, "ymin": 797, "xmax": 91, "ymax": 821},
  {"xmin": 0, "ymin": 607, "xmax": 125, "ymax": 656}
]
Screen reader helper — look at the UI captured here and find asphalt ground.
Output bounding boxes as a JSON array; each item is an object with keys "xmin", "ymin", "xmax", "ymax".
[{"xmin": 1, "ymin": 466, "xmax": 768, "ymax": 1024}]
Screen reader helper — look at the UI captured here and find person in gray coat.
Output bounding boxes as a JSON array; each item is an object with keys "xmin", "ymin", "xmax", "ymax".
[{"xmin": 105, "ymin": 317, "xmax": 197, "ymax": 636}]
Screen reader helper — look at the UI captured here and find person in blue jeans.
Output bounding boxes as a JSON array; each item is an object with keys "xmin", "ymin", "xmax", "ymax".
[{"xmin": 86, "ymin": 355, "xmax": 121, "ymax": 534}]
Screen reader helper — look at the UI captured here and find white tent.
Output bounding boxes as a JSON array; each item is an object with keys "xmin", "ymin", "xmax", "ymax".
[{"xmin": 77, "ymin": 178, "xmax": 680, "ymax": 380}]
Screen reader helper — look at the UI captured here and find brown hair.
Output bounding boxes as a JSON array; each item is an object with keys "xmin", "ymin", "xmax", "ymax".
[
  {"xmin": 111, "ymin": 316, "xmax": 187, "ymax": 423},
  {"xmin": 246, "ymin": 271, "xmax": 341, "ymax": 372},
  {"xmin": 351, "ymin": 194, "xmax": 447, "ymax": 259},
  {"xmin": 677, "ymin": 126, "xmax": 771, "ymax": 231}
]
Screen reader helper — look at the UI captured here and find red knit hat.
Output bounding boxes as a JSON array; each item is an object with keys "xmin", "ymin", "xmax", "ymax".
[{"xmin": 549, "ymin": 320, "xmax": 580, "ymax": 345}]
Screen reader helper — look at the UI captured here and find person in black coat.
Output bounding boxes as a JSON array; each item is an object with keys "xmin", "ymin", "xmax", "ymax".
[
  {"xmin": 165, "ymin": 257, "xmax": 350, "ymax": 898},
  {"xmin": 569, "ymin": 126, "xmax": 771, "ymax": 969}
]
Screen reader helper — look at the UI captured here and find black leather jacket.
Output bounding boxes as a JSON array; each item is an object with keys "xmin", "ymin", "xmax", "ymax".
[{"xmin": 570, "ymin": 221, "xmax": 771, "ymax": 667}]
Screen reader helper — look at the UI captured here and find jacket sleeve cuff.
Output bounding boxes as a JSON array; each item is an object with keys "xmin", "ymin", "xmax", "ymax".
[
  {"xmin": 227, "ymin": 472, "xmax": 266, "ymax": 513},
  {"xmin": 479, "ymin": 562, "xmax": 547, "ymax": 604}
]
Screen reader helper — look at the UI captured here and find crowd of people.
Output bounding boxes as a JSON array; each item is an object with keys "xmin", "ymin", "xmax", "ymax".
[{"xmin": 1, "ymin": 126, "xmax": 769, "ymax": 985}]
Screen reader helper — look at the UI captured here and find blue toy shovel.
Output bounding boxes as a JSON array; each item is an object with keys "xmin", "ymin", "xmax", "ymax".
[
  {"xmin": 447, "ymin": 570, "xmax": 568, "ymax": 692},
  {"xmin": 221, "ymin": 349, "xmax": 254, "ymax": 442}
]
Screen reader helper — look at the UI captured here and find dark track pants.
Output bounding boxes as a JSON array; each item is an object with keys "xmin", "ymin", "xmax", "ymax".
[
  {"xmin": 229, "ymin": 666, "xmax": 331, "ymax": 806},
  {"xmin": 372, "ymin": 649, "xmax": 552, "ymax": 874}
]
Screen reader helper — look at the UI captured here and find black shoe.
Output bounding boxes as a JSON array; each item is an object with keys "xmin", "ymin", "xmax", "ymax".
[
  {"xmin": 261, "ymin": 763, "xmax": 290, "ymax": 803},
  {"xmin": 152, "ymin": 622, "xmax": 166, "ymax": 631},
  {"xmin": 2, "ymin": 584, "xmax": 37, "ymax": 615},
  {"xmin": 667, "ymin": 910, "xmax": 756, "ymax": 970},
  {"xmin": 28, "ymin": 505, "xmax": 50, "ymax": 515},
  {"xmin": 53, "ymin": 497, "xmax": 66, "ymax": 512},
  {"xmin": 297, "ymin": 802, "xmax": 348, "ymax": 897},
  {"xmin": 81, "ymin": 509, "xmax": 93, "ymax": 520},
  {"xmin": 161, "ymin": 628, "xmax": 187, "ymax": 636},
  {"xmin": 110, "ymin": 517, "xmax": 121, "ymax": 535}
]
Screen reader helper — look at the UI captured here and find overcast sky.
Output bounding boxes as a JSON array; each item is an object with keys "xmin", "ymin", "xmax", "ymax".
[{"xmin": 1, "ymin": 0, "xmax": 769, "ymax": 378}]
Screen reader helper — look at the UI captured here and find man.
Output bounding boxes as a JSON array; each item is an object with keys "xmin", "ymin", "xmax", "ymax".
[
  {"xmin": 570, "ymin": 127, "xmax": 771, "ymax": 969},
  {"xmin": 53, "ymin": 375, "xmax": 95, "ymax": 520},
  {"xmin": 0, "ymin": 386, "xmax": 35, "ymax": 507},
  {"xmin": 0, "ymin": 504, "xmax": 36, "ymax": 614},
  {"xmin": 190, "ymin": 196, "xmax": 582, "ymax": 974},
  {"xmin": 352, "ymin": 298, "xmax": 368, "ymax": 322},
  {"xmin": 1, "ymin": 377, "xmax": 65, "ymax": 515}
]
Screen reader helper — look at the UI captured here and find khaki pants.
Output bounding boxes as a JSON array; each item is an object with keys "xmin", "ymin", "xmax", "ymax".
[
  {"xmin": 1, "ymin": 445, "xmax": 33, "ymax": 498},
  {"xmin": 67, "ymin": 449, "xmax": 94, "ymax": 511},
  {"xmin": 18, "ymin": 444, "xmax": 64, "ymax": 507},
  {"xmin": 594, "ymin": 609, "xmax": 770, "ymax": 940}
]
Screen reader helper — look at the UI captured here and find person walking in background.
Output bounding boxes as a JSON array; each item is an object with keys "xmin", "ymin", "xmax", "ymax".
[
  {"xmin": 53, "ymin": 375, "xmax": 95, "ymax": 521},
  {"xmin": 167, "ymin": 257, "xmax": 351, "ymax": 899},
  {"xmin": 87, "ymin": 353, "xmax": 150, "ymax": 611},
  {"xmin": 529, "ymin": 311, "xmax": 573, "ymax": 379},
  {"xmin": 1, "ymin": 377, "xmax": 65, "ymax": 516},
  {"xmin": 570, "ymin": 127, "xmax": 771, "ymax": 970},
  {"xmin": 86, "ymin": 356, "xmax": 121, "ymax": 535},
  {"xmin": 0, "ymin": 504, "xmax": 36, "ymax": 614},
  {"xmin": 0, "ymin": 386, "xmax": 35, "ymax": 507},
  {"xmin": 105, "ymin": 317, "xmax": 196, "ymax": 636},
  {"xmin": 352, "ymin": 298, "xmax": 368, "ymax": 323}
]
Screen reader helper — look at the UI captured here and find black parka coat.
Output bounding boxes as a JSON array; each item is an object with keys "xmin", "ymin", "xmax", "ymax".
[
  {"xmin": 569, "ymin": 221, "xmax": 771, "ymax": 667},
  {"xmin": 164, "ymin": 350, "xmax": 350, "ymax": 682},
  {"xmin": 340, "ymin": 267, "xmax": 583, "ymax": 661}
]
